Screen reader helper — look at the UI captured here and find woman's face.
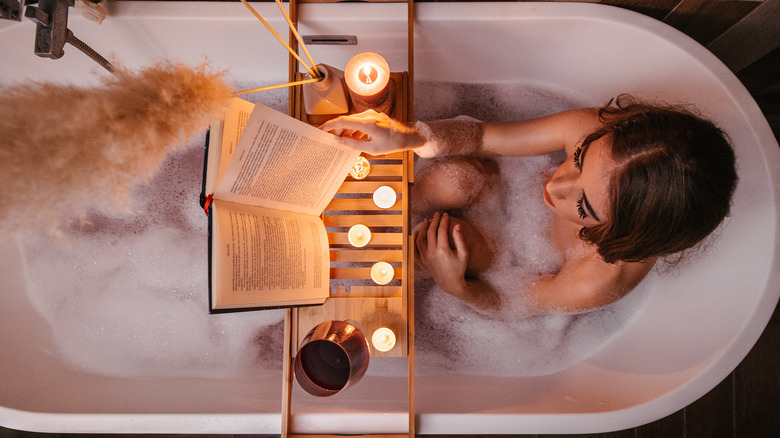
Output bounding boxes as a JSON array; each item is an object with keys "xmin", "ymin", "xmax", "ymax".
[{"xmin": 543, "ymin": 135, "xmax": 618, "ymax": 227}]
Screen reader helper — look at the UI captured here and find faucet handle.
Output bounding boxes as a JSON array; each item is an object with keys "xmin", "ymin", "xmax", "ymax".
[
  {"xmin": 26, "ymin": 0, "xmax": 74, "ymax": 59},
  {"xmin": 24, "ymin": 5, "xmax": 51, "ymax": 26}
]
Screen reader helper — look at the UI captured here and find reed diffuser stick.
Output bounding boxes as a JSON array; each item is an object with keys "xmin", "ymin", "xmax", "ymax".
[
  {"xmin": 275, "ymin": 0, "xmax": 321, "ymax": 78},
  {"xmin": 239, "ymin": 0, "xmax": 316, "ymax": 77},
  {"xmin": 234, "ymin": 77, "xmax": 320, "ymax": 95}
]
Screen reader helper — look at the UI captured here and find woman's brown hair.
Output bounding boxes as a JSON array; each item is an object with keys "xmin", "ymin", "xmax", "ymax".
[{"xmin": 579, "ymin": 95, "xmax": 738, "ymax": 264}]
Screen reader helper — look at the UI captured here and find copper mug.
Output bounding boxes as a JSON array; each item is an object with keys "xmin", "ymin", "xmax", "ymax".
[{"xmin": 293, "ymin": 320, "xmax": 370, "ymax": 397}]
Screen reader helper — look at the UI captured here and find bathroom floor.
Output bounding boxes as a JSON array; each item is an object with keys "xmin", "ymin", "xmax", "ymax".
[{"xmin": 0, "ymin": 300, "xmax": 777, "ymax": 438}]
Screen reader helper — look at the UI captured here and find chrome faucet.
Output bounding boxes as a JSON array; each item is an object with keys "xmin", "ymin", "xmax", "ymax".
[{"xmin": 24, "ymin": 0, "xmax": 114, "ymax": 73}]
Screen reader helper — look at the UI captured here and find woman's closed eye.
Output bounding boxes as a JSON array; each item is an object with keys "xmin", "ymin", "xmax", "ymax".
[
  {"xmin": 573, "ymin": 146, "xmax": 583, "ymax": 170},
  {"xmin": 576, "ymin": 196, "xmax": 588, "ymax": 220}
]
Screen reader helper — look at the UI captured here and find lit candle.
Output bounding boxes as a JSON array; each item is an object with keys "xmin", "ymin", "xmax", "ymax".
[
  {"xmin": 349, "ymin": 156, "xmax": 371, "ymax": 180},
  {"xmin": 371, "ymin": 327, "xmax": 396, "ymax": 352},
  {"xmin": 373, "ymin": 185, "xmax": 396, "ymax": 209},
  {"xmin": 348, "ymin": 224, "xmax": 371, "ymax": 247},
  {"xmin": 344, "ymin": 52, "xmax": 394, "ymax": 113},
  {"xmin": 370, "ymin": 261, "xmax": 394, "ymax": 285}
]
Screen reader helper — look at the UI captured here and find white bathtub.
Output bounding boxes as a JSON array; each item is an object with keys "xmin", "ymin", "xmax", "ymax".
[{"xmin": 1, "ymin": 2, "xmax": 778, "ymax": 435}]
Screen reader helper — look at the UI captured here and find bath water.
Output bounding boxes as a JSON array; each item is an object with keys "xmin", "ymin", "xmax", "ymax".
[{"xmin": 17, "ymin": 81, "xmax": 647, "ymax": 379}]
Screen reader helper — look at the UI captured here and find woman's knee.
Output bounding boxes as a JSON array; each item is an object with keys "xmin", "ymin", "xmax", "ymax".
[{"xmin": 414, "ymin": 157, "xmax": 497, "ymax": 210}]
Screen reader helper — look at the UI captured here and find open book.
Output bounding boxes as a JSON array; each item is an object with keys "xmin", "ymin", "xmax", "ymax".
[{"xmin": 202, "ymin": 97, "xmax": 360, "ymax": 312}]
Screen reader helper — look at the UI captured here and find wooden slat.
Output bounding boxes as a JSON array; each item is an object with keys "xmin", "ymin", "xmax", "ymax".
[
  {"xmin": 281, "ymin": 309, "xmax": 294, "ymax": 438},
  {"xmin": 326, "ymin": 198, "xmax": 401, "ymax": 211},
  {"xmin": 707, "ymin": 0, "xmax": 780, "ymax": 72},
  {"xmin": 636, "ymin": 410, "xmax": 684, "ymax": 438},
  {"xmin": 330, "ymin": 266, "xmax": 401, "ymax": 280},
  {"xmin": 323, "ymin": 214, "xmax": 403, "ymax": 227},
  {"xmin": 330, "ymin": 249, "xmax": 403, "ymax": 262},
  {"xmin": 338, "ymin": 180, "xmax": 404, "ymax": 194},
  {"xmin": 685, "ymin": 374, "xmax": 734, "ymax": 437},
  {"xmin": 328, "ymin": 232, "xmax": 403, "ymax": 247},
  {"xmin": 604, "ymin": 0, "xmax": 680, "ymax": 21},
  {"xmin": 287, "ymin": 435, "xmax": 409, "ymax": 438},
  {"xmin": 335, "ymin": 285, "xmax": 404, "ymax": 297},
  {"xmin": 365, "ymin": 152, "xmax": 404, "ymax": 159},
  {"xmin": 406, "ymin": 234, "xmax": 415, "ymax": 436},
  {"xmin": 663, "ymin": 0, "xmax": 762, "ymax": 46},
  {"xmin": 352, "ymin": 164, "xmax": 403, "ymax": 178},
  {"xmin": 737, "ymin": 46, "xmax": 780, "ymax": 96},
  {"xmin": 734, "ymin": 304, "xmax": 780, "ymax": 437}
]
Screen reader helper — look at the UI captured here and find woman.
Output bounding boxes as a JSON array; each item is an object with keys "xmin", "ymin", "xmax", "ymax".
[{"xmin": 320, "ymin": 96, "xmax": 738, "ymax": 314}]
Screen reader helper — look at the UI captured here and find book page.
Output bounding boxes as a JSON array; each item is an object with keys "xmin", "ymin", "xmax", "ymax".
[
  {"xmin": 211, "ymin": 201, "xmax": 329, "ymax": 310},
  {"xmin": 204, "ymin": 97, "xmax": 256, "ymax": 196},
  {"xmin": 214, "ymin": 102, "xmax": 360, "ymax": 216},
  {"xmin": 218, "ymin": 97, "xmax": 256, "ymax": 181}
]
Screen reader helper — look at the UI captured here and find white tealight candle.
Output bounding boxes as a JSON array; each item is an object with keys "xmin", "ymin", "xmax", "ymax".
[
  {"xmin": 373, "ymin": 185, "xmax": 396, "ymax": 209},
  {"xmin": 347, "ymin": 224, "xmax": 371, "ymax": 247},
  {"xmin": 370, "ymin": 261, "xmax": 394, "ymax": 285},
  {"xmin": 371, "ymin": 327, "xmax": 396, "ymax": 352}
]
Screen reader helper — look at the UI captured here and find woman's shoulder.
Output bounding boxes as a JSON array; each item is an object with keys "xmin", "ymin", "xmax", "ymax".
[{"xmin": 562, "ymin": 252, "xmax": 656, "ymax": 310}]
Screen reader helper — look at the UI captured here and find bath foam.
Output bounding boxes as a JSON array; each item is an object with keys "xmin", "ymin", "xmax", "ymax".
[
  {"xmin": 16, "ymin": 80, "xmax": 645, "ymax": 379},
  {"xmin": 18, "ymin": 85, "xmax": 289, "ymax": 379},
  {"xmin": 412, "ymin": 81, "xmax": 648, "ymax": 376}
]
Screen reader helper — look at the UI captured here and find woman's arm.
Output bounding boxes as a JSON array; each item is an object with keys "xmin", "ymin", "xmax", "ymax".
[
  {"xmin": 481, "ymin": 108, "xmax": 602, "ymax": 157},
  {"xmin": 320, "ymin": 108, "xmax": 602, "ymax": 158}
]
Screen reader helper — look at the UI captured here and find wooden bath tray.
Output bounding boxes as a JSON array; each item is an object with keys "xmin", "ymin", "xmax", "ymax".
[
  {"xmin": 282, "ymin": 149, "xmax": 415, "ymax": 435},
  {"xmin": 281, "ymin": 1, "xmax": 416, "ymax": 435},
  {"xmin": 289, "ymin": 144, "xmax": 414, "ymax": 360}
]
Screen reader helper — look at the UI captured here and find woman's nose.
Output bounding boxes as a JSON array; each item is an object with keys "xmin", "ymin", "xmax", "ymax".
[{"xmin": 548, "ymin": 172, "xmax": 577, "ymax": 200}]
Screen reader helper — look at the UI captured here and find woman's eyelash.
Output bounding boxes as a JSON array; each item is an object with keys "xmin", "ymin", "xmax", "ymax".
[
  {"xmin": 573, "ymin": 146, "xmax": 583, "ymax": 170},
  {"xmin": 576, "ymin": 197, "xmax": 588, "ymax": 219}
]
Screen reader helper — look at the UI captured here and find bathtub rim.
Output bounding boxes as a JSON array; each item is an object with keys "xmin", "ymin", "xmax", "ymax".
[{"xmin": 0, "ymin": 1, "xmax": 778, "ymax": 435}]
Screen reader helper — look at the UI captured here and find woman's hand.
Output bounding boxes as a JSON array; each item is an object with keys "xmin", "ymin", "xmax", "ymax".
[
  {"xmin": 320, "ymin": 110, "xmax": 425, "ymax": 155},
  {"xmin": 414, "ymin": 212, "xmax": 470, "ymax": 295},
  {"xmin": 415, "ymin": 212, "xmax": 501, "ymax": 312}
]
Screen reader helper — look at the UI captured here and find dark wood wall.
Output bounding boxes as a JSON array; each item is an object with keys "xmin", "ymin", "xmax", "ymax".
[{"xmin": 594, "ymin": 0, "xmax": 780, "ymax": 137}]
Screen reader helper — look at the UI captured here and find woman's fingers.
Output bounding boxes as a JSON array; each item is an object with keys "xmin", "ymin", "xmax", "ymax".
[
  {"xmin": 319, "ymin": 110, "xmax": 382, "ymax": 134},
  {"xmin": 415, "ymin": 218, "xmax": 430, "ymax": 253},
  {"xmin": 427, "ymin": 211, "xmax": 441, "ymax": 247},
  {"xmin": 451, "ymin": 223, "xmax": 469, "ymax": 262},
  {"xmin": 438, "ymin": 212, "xmax": 450, "ymax": 249}
]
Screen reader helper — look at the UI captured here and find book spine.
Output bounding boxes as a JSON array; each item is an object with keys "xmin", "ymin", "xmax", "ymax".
[
  {"xmin": 199, "ymin": 128, "xmax": 212, "ymax": 210},
  {"xmin": 207, "ymin": 203, "xmax": 215, "ymax": 313}
]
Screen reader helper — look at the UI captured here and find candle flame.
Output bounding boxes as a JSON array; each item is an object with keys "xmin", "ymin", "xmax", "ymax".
[
  {"xmin": 372, "ymin": 327, "xmax": 396, "ymax": 352},
  {"xmin": 358, "ymin": 63, "xmax": 378, "ymax": 85}
]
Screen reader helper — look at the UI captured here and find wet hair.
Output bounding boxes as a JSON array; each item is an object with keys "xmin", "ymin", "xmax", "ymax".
[{"xmin": 579, "ymin": 95, "xmax": 738, "ymax": 264}]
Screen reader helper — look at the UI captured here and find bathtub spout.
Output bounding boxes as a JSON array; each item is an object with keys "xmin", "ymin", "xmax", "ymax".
[{"xmin": 25, "ymin": 0, "xmax": 114, "ymax": 73}]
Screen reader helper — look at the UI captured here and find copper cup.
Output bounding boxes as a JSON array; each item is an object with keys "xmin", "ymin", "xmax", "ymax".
[{"xmin": 293, "ymin": 320, "xmax": 370, "ymax": 397}]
